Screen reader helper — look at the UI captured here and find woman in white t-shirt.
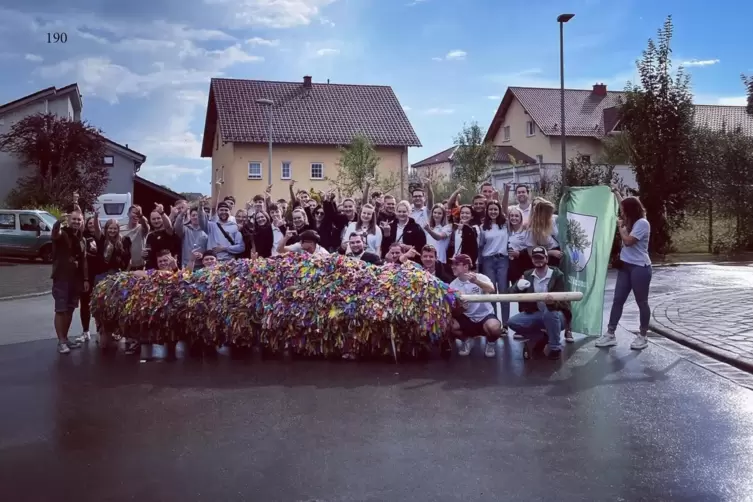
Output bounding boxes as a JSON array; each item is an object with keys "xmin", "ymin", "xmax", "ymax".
[
  {"xmin": 342, "ymin": 203, "xmax": 382, "ymax": 256},
  {"xmin": 525, "ymin": 198, "xmax": 561, "ymax": 267},
  {"xmin": 478, "ymin": 200, "xmax": 511, "ymax": 332},
  {"xmin": 506, "ymin": 206, "xmax": 531, "ymax": 283},
  {"xmin": 421, "ymin": 203, "xmax": 452, "ymax": 264}
]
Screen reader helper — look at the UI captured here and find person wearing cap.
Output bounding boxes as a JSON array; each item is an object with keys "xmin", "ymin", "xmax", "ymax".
[
  {"xmin": 507, "ymin": 246, "xmax": 571, "ymax": 360},
  {"xmin": 448, "ymin": 253, "xmax": 502, "ymax": 357},
  {"xmin": 206, "ymin": 201, "xmax": 245, "ymax": 261},
  {"xmin": 277, "ymin": 228, "xmax": 329, "ymax": 256},
  {"xmin": 211, "ymin": 196, "xmax": 237, "ymax": 224}
]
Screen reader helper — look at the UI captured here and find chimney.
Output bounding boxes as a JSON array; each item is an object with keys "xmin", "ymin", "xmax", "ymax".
[
  {"xmin": 592, "ymin": 83, "xmax": 607, "ymax": 96},
  {"xmin": 303, "ymin": 75, "xmax": 312, "ymax": 88}
]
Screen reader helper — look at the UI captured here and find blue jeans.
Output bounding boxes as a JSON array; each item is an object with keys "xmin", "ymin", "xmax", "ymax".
[
  {"xmin": 508, "ymin": 310, "xmax": 565, "ymax": 351},
  {"xmin": 480, "ymin": 254, "xmax": 510, "ymax": 324},
  {"xmin": 608, "ymin": 262, "xmax": 652, "ymax": 333}
]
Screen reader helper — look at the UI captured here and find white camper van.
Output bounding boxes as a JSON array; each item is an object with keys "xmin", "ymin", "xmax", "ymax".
[{"xmin": 93, "ymin": 192, "xmax": 132, "ymax": 229}]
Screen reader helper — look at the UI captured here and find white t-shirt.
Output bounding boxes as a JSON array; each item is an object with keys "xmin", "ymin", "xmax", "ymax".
[
  {"xmin": 271, "ymin": 226, "xmax": 285, "ymax": 256},
  {"xmin": 479, "ymin": 223, "xmax": 509, "ymax": 257},
  {"xmin": 343, "ymin": 222, "xmax": 383, "ymax": 256},
  {"xmin": 395, "ymin": 222, "xmax": 407, "ymax": 243},
  {"xmin": 426, "ymin": 224, "xmax": 452, "ymax": 263},
  {"xmin": 450, "ymin": 273, "xmax": 495, "ymax": 323},
  {"xmin": 532, "ymin": 266, "xmax": 553, "ymax": 312},
  {"xmin": 121, "ymin": 224, "xmax": 146, "ymax": 267},
  {"xmin": 620, "ymin": 218, "xmax": 651, "ymax": 266},
  {"xmin": 285, "ymin": 242, "xmax": 330, "ymax": 256},
  {"xmin": 411, "ymin": 206, "xmax": 430, "ymax": 228},
  {"xmin": 507, "ymin": 229, "xmax": 528, "ymax": 252}
]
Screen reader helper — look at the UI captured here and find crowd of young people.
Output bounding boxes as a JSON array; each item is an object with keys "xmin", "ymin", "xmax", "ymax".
[{"xmin": 48, "ymin": 178, "xmax": 652, "ymax": 361}]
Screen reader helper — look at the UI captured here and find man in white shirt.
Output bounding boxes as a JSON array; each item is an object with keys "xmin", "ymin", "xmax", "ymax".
[
  {"xmin": 277, "ymin": 229, "xmax": 329, "ymax": 256},
  {"xmin": 410, "ymin": 187, "xmax": 431, "ymax": 228},
  {"xmin": 448, "ymin": 254, "xmax": 502, "ymax": 358},
  {"xmin": 510, "ymin": 184, "xmax": 532, "ymax": 223},
  {"xmin": 507, "ymin": 246, "xmax": 570, "ymax": 360}
]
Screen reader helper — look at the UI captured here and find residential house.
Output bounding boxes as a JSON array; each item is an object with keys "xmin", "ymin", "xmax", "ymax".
[
  {"xmin": 0, "ymin": 83, "xmax": 147, "ymax": 206},
  {"xmin": 200, "ymin": 76, "xmax": 422, "ymax": 203},
  {"xmin": 411, "ymin": 145, "xmax": 535, "ymax": 186},
  {"xmin": 483, "ymin": 84, "xmax": 753, "ymax": 193}
]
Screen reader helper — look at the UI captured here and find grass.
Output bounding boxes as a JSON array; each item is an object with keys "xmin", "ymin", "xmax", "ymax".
[{"xmin": 671, "ymin": 214, "xmax": 736, "ymax": 254}]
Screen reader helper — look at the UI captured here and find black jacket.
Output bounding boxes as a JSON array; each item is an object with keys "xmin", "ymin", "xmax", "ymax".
[
  {"xmin": 380, "ymin": 217, "xmax": 426, "ymax": 258},
  {"xmin": 510, "ymin": 266, "xmax": 572, "ymax": 321},
  {"xmin": 351, "ymin": 251, "xmax": 383, "ymax": 265},
  {"xmin": 425, "ymin": 263, "xmax": 454, "ymax": 284},
  {"xmin": 446, "ymin": 224, "xmax": 479, "ymax": 269}
]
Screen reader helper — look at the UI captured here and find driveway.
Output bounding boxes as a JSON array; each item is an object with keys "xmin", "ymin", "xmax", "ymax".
[{"xmin": 0, "ymin": 257, "xmax": 51, "ymax": 299}]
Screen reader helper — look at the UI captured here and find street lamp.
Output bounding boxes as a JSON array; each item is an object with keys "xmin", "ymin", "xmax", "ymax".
[
  {"xmin": 557, "ymin": 13, "xmax": 574, "ymax": 189},
  {"xmin": 256, "ymin": 98, "xmax": 274, "ymax": 183}
]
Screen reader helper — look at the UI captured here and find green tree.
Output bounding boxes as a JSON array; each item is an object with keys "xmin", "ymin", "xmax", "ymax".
[
  {"xmin": 451, "ymin": 122, "xmax": 496, "ymax": 189},
  {"xmin": 616, "ymin": 16, "xmax": 698, "ymax": 254},
  {"xmin": 743, "ymin": 74, "xmax": 753, "ymax": 116},
  {"xmin": 328, "ymin": 134, "xmax": 400, "ymax": 197},
  {"xmin": 566, "ymin": 219, "xmax": 592, "ymax": 269},
  {"xmin": 538, "ymin": 154, "xmax": 622, "ymax": 210},
  {"xmin": 0, "ymin": 112, "xmax": 108, "ymax": 210}
]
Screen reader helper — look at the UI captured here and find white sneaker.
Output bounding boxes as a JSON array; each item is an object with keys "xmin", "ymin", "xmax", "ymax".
[
  {"xmin": 594, "ymin": 333, "xmax": 617, "ymax": 348},
  {"xmin": 81, "ymin": 331, "xmax": 91, "ymax": 342},
  {"xmin": 458, "ymin": 339, "xmax": 472, "ymax": 356},
  {"xmin": 484, "ymin": 340, "xmax": 496, "ymax": 358},
  {"xmin": 513, "ymin": 333, "xmax": 525, "ymax": 340},
  {"xmin": 58, "ymin": 342, "xmax": 71, "ymax": 354},
  {"xmin": 630, "ymin": 334, "xmax": 649, "ymax": 350}
]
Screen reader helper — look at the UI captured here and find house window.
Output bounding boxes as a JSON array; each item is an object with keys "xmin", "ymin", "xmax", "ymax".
[
  {"xmin": 535, "ymin": 155, "xmax": 543, "ymax": 164},
  {"xmin": 310, "ymin": 162, "xmax": 324, "ymax": 180},
  {"xmin": 581, "ymin": 155, "xmax": 591, "ymax": 164},
  {"xmin": 503, "ymin": 126, "xmax": 511, "ymax": 142},
  {"xmin": 526, "ymin": 121, "xmax": 536, "ymax": 137},
  {"xmin": 248, "ymin": 162, "xmax": 262, "ymax": 180},
  {"xmin": 281, "ymin": 161, "xmax": 291, "ymax": 180},
  {"xmin": 103, "ymin": 155, "xmax": 114, "ymax": 166}
]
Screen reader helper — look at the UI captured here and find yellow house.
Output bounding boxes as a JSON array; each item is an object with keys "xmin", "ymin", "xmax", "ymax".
[{"xmin": 201, "ymin": 76, "xmax": 421, "ymax": 205}]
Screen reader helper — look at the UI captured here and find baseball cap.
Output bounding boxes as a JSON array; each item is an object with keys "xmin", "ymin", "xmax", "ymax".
[
  {"xmin": 299, "ymin": 229, "xmax": 320, "ymax": 243},
  {"xmin": 451, "ymin": 254, "xmax": 473, "ymax": 267},
  {"xmin": 217, "ymin": 201, "xmax": 230, "ymax": 210},
  {"xmin": 531, "ymin": 246, "xmax": 548, "ymax": 258}
]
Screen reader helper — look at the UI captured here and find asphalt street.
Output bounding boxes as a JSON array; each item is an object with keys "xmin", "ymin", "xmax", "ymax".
[{"xmin": 0, "ymin": 265, "xmax": 752, "ymax": 501}]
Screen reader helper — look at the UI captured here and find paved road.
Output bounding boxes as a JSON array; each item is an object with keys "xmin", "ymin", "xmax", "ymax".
[
  {"xmin": 0, "ymin": 257, "xmax": 51, "ymax": 298},
  {"xmin": 1, "ymin": 267, "xmax": 753, "ymax": 501}
]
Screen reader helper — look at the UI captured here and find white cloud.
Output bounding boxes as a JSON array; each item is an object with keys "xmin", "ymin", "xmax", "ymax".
[
  {"xmin": 716, "ymin": 96, "xmax": 747, "ymax": 106},
  {"xmin": 24, "ymin": 53, "xmax": 43, "ymax": 62},
  {"xmin": 204, "ymin": 0, "xmax": 338, "ymax": 28},
  {"xmin": 431, "ymin": 57, "xmax": 443, "ymax": 62},
  {"xmin": 486, "ymin": 95, "xmax": 501, "ymax": 100},
  {"xmin": 140, "ymin": 164, "xmax": 208, "ymax": 184},
  {"xmin": 407, "ymin": 0, "xmax": 429, "ymax": 5},
  {"xmin": 424, "ymin": 108, "xmax": 454, "ymax": 115},
  {"xmin": 315, "ymin": 48, "xmax": 340, "ymax": 57},
  {"xmin": 682, "ymin": 59, "xmax": 720, "ymax": 67},
  {"xmin": 402, "ymin": 106, "xmax": 412, "ymax": 111},
  {"xmin": 246, "ymin": 37, "xmax": 279, "ymax": 46},
  {"xmin": 445, "ymin": 50, "xmax": 466, "ymax": 61}
]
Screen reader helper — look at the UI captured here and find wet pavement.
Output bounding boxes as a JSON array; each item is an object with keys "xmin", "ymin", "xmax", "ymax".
[
  {"xmin": 1, "ymin": 265, "xmax": 753, "ymax": 501},
  {"xmin": 0, "ymin": 257, "xmax": 52, "ymax": 299}
]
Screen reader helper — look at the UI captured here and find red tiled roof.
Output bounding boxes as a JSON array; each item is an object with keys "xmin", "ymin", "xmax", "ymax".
[
  {"xmin": 694, "ymin": 104, "xmax": 753, "ymax": 136},
  {"xmin": 412, "ymin": 145, "xmax": 535, "ymax": 168},
  {"xmin": 487, "ymin": 86, "xmax": 753, "ymax": 141},
  {"xmin": 201, "ymin": 77, "xmax": 421, "ymax": 157}
]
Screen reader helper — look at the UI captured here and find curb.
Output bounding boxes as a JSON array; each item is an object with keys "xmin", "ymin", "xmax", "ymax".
[
  {"xmin": 0, "ymin": 291, "xmax": 51, "ymax": 302},
  {"xmin": 649, "ymin": 322, "xmax": 753, "ymax": 374}
]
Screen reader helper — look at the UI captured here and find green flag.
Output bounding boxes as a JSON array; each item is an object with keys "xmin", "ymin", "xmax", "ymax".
[{"xmin": 557, "ymin": 186, "xmax": 618, "ymax": 336}]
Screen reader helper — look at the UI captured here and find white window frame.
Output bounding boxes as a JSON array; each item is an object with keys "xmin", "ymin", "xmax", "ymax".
[
  {"xmin": 248, "ymin": 161, "xmax": 262, "ymax": 180},
  {"xmin": 310, "ymin": 162, "xmax": 324, "ymax": 180},
  {"xmin": 281, "ymin": 161, "xmax": 292, "ymax": 180},
  {"xmin": 103, "ymin": 155, "xmax": 114, "ymax": 166},
  {"xmin": 503, "ymin": 125, "xmax": 511, "ymax": 142},
  {"xmin": 526, "ymin": 121, "xmax": 536, "ymax": 137},
  {"xmin": 535, "ymin": 155, "xmax": 543, "ymax": 165}
]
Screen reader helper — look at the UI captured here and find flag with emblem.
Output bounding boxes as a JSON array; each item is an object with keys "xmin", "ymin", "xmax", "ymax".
[{"xmin": 558, "ymin": 186, "xmax": 618, "ymax": 336}]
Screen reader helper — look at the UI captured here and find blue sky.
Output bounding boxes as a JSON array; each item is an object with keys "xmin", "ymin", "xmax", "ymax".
[{"xmin": 0, "ymin": 0, "xmax": 750, "ymax": 194}]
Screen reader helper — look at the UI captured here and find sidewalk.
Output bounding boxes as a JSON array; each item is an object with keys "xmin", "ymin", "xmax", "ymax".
[{"xmin": 0, "ymin": 258, "xmax": 51, "ymax": 299}]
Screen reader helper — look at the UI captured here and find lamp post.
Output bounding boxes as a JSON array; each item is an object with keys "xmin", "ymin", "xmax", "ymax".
[
  {"xmin": 255, "ymin": 98, "xmax": 274, "ymax": 183},
  {"xmin": 557, "ymin": 13, "xmax": 574, "ymax": 189}
]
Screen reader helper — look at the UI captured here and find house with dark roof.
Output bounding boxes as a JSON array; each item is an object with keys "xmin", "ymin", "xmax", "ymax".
[
  {"xmin": 483, "ymin": 83, "xmax": 753, "ymax": 191},
  {"xmin": 411, "ymin": 145, "xmax": 535, "ymax": 183},
  {"xmin": 0, "ymin": 83, "xmax": 147, "ymax": 206},
  {"xmin": 201, "ymin": 76, "xmax": 421, "ymax": 202}
]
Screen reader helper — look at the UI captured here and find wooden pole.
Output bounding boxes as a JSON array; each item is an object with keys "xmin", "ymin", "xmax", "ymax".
[{"xmin": 462, "ymin": 291, "xmax": 583, "ymax": 303}]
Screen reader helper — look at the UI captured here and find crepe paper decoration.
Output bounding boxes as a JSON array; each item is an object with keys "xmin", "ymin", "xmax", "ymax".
[{"xmin": 91, "ymin": 254, "xmax": 460, "ymax": 358}]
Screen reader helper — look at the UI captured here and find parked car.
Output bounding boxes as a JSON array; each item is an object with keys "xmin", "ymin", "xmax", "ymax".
[
  {"xmin": 0, "ymin": 209, "xmax": 58, "ymax": 263},
  {"xmin": 93, "ymin": 192, "xmax": 132, "ymax": 230}
]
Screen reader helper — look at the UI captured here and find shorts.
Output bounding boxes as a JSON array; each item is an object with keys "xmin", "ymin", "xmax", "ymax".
[
  {"xmin": 52, "ymin": 279, "xmax": 82, "ymax": 313},
  {"xmin": 454, "ymin": 313, "xmax": 497, "ymax": 337}
]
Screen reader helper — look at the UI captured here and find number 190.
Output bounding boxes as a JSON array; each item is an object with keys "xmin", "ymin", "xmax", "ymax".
[{"xmin": 47, "ymin": 32, "xmax": 68, "ymax": 43}]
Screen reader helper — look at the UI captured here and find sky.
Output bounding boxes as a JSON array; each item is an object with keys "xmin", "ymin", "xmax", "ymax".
[{"xmin": 0, "ymin": 0, "xmax": 751, "ymax": 195}]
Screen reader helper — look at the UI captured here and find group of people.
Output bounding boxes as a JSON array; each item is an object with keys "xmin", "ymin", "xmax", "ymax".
[{"xmin": 49, "ymin": 177, "xmax": 653, "ymax": 362}]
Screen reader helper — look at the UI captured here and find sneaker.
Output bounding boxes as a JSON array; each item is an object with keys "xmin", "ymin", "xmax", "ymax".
[
  {"xmin": 58, "ymin": 342, "xmax": 71, "ymax": 354},
  {"xmin": 594, "ymin": 333, "xmax": 617, "ymax": 348},
  {"xmin": 513, "ymin": 333, "xmax": 526, "ymax": 340},
  {"xmin": 81, "ymin": 331, "xmax": 91, "ymax": 342},
  {"xmin": 458, "ymin": 339, "xmax": 472, "ymax": 356},
  {"xmin": 66, "ymin": 339, "xmax": 82, "ymax": 349},
  {"xmin": 630, "ymin": 334, "xmax": 649, "ymax": 350},
  {"xmin": 548, "ymin": 349, "xmax": 562, "ymax": 360},
  {"xmin": 484, "ymin": 340, "xmax": 496, "ymax": 358}
]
